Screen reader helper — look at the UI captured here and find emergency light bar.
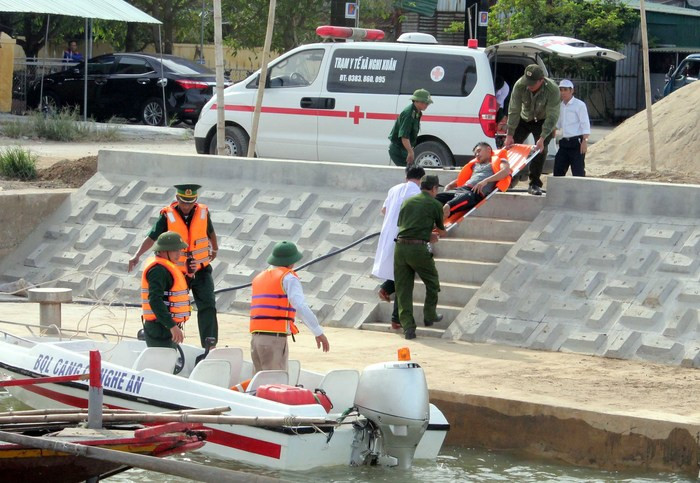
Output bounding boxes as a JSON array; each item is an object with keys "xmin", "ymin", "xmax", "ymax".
[{"xmin": 316, "ymin": 25, "xmax": 385, "ymax": 41}]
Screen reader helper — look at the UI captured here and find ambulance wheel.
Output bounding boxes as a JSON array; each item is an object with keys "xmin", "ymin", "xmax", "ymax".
[
  {"xmin": 415, "ymin": 141, "xmax": 453, "ymax": 168},
  {"xmin": 209, "ymin": 126, "xmax": 249, "ymax": 156}
]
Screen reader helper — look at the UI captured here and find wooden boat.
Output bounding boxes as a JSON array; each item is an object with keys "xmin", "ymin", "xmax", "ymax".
[{"xmin": 0, "ymin": 419, "xmax": 209, "ymax": 483}]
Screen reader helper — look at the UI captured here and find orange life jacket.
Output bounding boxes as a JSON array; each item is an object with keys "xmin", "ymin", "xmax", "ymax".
[
  {"xmin": 250, "ymin": 267, "xmax": 300, "ymax": 335},
  {"xmin": 455, "ymin": 149, "xmax": 511, "ymax": 192},
  {"xmin": 161, "ymin": 202, "xmax": 211, "ymax": 274},
  {"xmin": 141, "ymin": 257, "xmax": 191, "ymax": 324}
]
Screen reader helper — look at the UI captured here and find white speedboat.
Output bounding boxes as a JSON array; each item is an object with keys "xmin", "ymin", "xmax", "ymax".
[{"xmin": 0, "ymin": 331, "xmax": 449, "ymax": 471}]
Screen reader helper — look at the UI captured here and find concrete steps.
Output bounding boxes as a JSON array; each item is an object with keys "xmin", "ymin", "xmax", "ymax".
[{"xmin": 360, "ymin": 193, "xmax": 544, "ymax": 339}]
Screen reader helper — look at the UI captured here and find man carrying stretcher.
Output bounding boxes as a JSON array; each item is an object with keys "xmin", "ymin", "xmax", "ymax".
[{"xmin": 436, "ymin": 142, "xmax": 511, "ymax": 222}]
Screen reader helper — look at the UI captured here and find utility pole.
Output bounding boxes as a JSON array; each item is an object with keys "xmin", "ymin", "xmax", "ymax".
[{"xmin": 213, "ymin": 0, "xmax": 226, "ymax": 155}]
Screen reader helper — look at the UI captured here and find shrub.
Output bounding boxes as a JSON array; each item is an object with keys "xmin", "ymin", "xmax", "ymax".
[
  {"xmin": 0, "ymin": 146, "xmax": 37, "ymax": 180},
  {"xmin": 1, "ymin": 119, "xmax": 33, "ymax": 138}
]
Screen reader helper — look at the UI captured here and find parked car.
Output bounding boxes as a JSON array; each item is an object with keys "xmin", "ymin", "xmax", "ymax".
[
  {"xmin": 663, "ymin": 54, "xmax": 700, "ymax": 97},
  {"xmin": 28, "ymin": 53, "xmax": 228, "ymax": 126},
  {"xmin": 194, "ymin": 29, "xmax": 623, "ymax": 167}
]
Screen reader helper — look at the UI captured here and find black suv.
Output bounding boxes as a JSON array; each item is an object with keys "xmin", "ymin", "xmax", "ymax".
[{"xmin": 29, "ymin": 53, "xmax": 227, "ymax": 126}]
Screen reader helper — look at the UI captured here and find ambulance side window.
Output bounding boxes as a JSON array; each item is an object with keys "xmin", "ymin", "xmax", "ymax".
[
  {"xmin": 249, "ymin": 49, "xmax": 324, "ymax": 89},
  {"xmin": 327, "ymin": 49, "xmax": 405, "ymax": 94},
  {"xmin": 401, "ymin": 53, "xmax": 477, "ymax": 97}
]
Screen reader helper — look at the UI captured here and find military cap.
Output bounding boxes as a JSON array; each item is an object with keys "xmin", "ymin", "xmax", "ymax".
[
  {"xmin": 153, "ymin": 231, "xmax": 188, "ymax": 252},
  {"xmin": 174, "ymin": 184, "xmax": 201, "ymax": 203},
  {"xmin": 410, "ymin": 88, "xmax": 433, "ymax": 105},
  {"xmin": 523, "ymin": 64, "xmax": 545, "ymax": 86},
  {"xmin": 267, "ymin": 241, "xmax": 303, "ymax": 267}
]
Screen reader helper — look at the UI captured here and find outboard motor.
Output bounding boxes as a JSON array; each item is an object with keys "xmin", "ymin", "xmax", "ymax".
[{"xmin": 353, "ymin": 360, "xmax": 430, "ymax": 469}]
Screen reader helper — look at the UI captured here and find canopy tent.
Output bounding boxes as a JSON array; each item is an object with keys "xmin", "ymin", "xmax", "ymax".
[
  {"xmin": 0, "ymin": 0, "xmax": 160, "ymax": 24},
  {"xmin": 0, "ymin": 0, "xmax": 165, "ymax": 122}
]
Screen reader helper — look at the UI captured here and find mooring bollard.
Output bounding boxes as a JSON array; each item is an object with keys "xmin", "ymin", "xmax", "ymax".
[{"xmin": 27, "ymin": 288, "xmax": 73, "ymax": 333}]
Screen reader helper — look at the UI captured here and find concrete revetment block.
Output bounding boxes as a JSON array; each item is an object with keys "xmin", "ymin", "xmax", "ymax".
[
  {"xmin": 316, "ymin": 200, "xmax": 352, "ymax": 219},
  {"xmin": 586, "ymin": 252, "xmax": 626, "ymax": 271},
  {"xmin": 536, "ymin": 213, "xmax": 573, "ymax": 242},
  {"xmin": 601, "ymin": 278, "xmax": 645, "ymax": 299},
  {"xmin": 618, "ymin": 305, "xmax": 663, "ymax": 331},
  {"xmin": 515, "ymin": 240, "xmax": 557, "ymax": 263},
  {"xmin": 116, "ymin": 180, "xmax": 147, "ymax": 203},
  {"xmin": 552, "ymin": 244, "xmax": 594, "ymax": 268},
  {"xmin": 75, "ymin": 225, "xmax": 107, "ymax": 251},
  {"xmin": 287, "ymin": 194, "xmax": 318, "ymax": 219},
  {"xmin": 585, "ymin": 300, "xmax": 622, "ymax": 331},
  {"xmin": 623, "ymin": 249, "xmax": 660, "ymax": 277},
  {"xmin": 25, "ymin": 243, "xmax": 53, "ymax": 268},
  {"xmin": 571, "ymin": 271, "xmax": 605, "ymax": 298},
  {"xmin": 50, "ymin": 251, "xmax": 85, "ymax": 267},
  {"xmin": 569, "ymin": 221, "xmax": 611, "ymax": 242},
  {"xmin": 140, "ymin": 186, "xmax": 174, "ymax": 203},
  {"xmin": 67, "ymin": 199, "xmax": 98, "ymax": 225},
  {"xmin": 93, "ymin": 205, "xmax": 125, "ymax": 224},
  {"xmin": 454, "ymin": 311, "xmax": 497, "ymax": 342},
  {"xmin": 475, "ymin": 291, "xmax": 513, "ymax": 315},
  {"xmin": 639, "ymin": 227, "xmax": 683, "ymax": 247},
  {"xmin": 229, "ymin": 188, "xmax": 259, "ymax": 211},
  {"xmin": 642, "ymin": 278, "xmax": 679, "ymax": 308},
  {"xmin": 87, "ymin": 181, "xmax": 119, "ymax": 199},
  {"xmin": 44, "ymin": 226, "xmax": 79, "ymax": 242},
  {"xmin": 636, "ymin": 337, "xmax": 685, "ymax": 365},
  {"xmin": 99, "ymin": 228, "xmax": 134, "ymax": 250},
  {"xmin": 679, "ymin": 229, "xmax": 700, "ymax": 256},
  {"xmin": 676, "ymin": 282, "xmax": 700, "ymax": 304},
  {"xmin": 605, "ymin": 330, "xmax": 642, "ymax": 359},
  {"xmin": 490, "ymin": 319, "xmax": 538, "ymax": 344},
  {"xmin": 529, "ymin": 323, "xmax": 568, "ymax": 351},
  {"xmin": 255, "ymin": 196, "xmax": 289, "ymax": 213},
  {"xmin": 264, "ymin": 218, "xmax": 299, "ymax": 238},
  {"xmin": 609, "ymin": 221, "xmax": 643, "ymax": 247},
  {"xmin": 121, "ymin": 205, "xmax": 153, "ymax": 229},
  {"xmin": 662, "ymin": 308, "xmax": 697, "ymax": 338},
  {"xmin": 531, "ymin": 272, "xmax": 573, "ymax": 292},
  {"xmin": 658, "ymin": 253, "xmax": 699, "ymax": 275},
  {"xmin": 238, "ymin": 215, "xmax": 269, "ymax": 241},
  {"xmin": 560, "ymin": 331, "xmax": 607, "ymax": 355}
]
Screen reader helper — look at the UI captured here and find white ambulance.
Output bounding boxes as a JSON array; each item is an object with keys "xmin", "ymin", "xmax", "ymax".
[{"xmin": 194, "ymin": 28, "xmax": 623, "ymax": 168}]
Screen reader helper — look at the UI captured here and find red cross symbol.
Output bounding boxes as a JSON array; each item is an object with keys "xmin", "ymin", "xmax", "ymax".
[
  {"xmin": 431, "ymin": 66, "xmax": 444, "ymax": 81},
  {"xmin": 349, "ymin": 105, "xmax": 365, "ymax": 124}
]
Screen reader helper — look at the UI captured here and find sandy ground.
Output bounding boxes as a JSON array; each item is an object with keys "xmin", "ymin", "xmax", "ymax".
[{"xmin": 0, "ymin": 301, "xmax": 698, "ymax": 425}]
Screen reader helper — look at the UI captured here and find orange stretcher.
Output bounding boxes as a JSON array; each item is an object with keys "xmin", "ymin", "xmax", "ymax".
[{"xmin": 443, "ymin": 144, "xmax": 540, "ymax": 231}]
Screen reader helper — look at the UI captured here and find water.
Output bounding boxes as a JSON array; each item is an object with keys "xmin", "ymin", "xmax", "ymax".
[{"xmin": 1, "ymin": 392, "xmax": 695, "ymax": 482}]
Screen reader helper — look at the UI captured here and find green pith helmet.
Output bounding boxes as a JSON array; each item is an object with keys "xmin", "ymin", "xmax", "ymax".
[
  {"xmin": 153, "ymin": 231, "xmax": 188, "ymax": 252},
  {"xmin": 267, "ymin": 241, "xmax": 303, "ymax": 267},
  {"xmin": 410, "ymin": 88, "xmax": 433, "ymax": 104},
  {"xmin": 174, "ymin": 184, "xmax": 201, "ymax": 203}
]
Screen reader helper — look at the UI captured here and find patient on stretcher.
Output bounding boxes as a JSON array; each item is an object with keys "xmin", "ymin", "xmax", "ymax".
[{"xmin": 436, "ymin": 142, "xmax": 511, "ymax": 223}]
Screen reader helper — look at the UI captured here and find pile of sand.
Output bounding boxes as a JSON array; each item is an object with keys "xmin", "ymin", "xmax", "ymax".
[{"xmin": 586, "ymin": 80, "xmax": 700, "ymax": 177}]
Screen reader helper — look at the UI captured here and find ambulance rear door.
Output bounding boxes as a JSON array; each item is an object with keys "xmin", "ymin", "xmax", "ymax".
[
  {"xmin": 317, "ymin": 44, "xmax": 408, "ymax": 164},
  {"xmin": 253, "ymin": 46, "xmax": 327, "ymax": 160}
]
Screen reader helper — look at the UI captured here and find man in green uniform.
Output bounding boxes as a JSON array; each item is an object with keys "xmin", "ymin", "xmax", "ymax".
[
  {"xmin": 504, "ymin": 64, "xmax": 560, "ymax": 195},
  {"xmin": 394, "ymin": 174, "xmax": 448, "ymax": 340},
  {"xmin": 129, "ymin": 184, "xmax": 219, "ymax": 348},
  {"xmin": 388, "ymin": 88, "xmax": 433, "ymax": 167},
  {"xmin": 142, "ymin": 232, "xmax": 188, "ymax": 348}
]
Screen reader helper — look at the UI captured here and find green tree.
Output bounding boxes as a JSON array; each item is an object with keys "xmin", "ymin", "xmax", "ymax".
[
  {"xmin": 0, "ymin": 13, "xmax": 83, "ymax": 58},
  {"xmin": 488, "ymin": 0, "xmax": 637, "ymax": 50}
]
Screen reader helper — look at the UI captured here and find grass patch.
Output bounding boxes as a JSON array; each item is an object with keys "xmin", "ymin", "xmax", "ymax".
[
  {"xmin": 1, "ymin": 109, "xmax": 122, "ymax": 142},
  {"xmin": 0, "ymin": 146, "xmax": 37, "ymax": 180}
]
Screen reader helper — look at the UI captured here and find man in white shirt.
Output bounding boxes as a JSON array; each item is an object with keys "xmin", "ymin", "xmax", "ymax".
[
  {"xmin": 372, "ymin": 166, "xmax": 425, "ymax": 330},
  {"xmin": 554, "ymin": 79, "xmax": 591, "ymax": 177},
  {"xmin": 249, "ymin": 241, "xmax": 330, "ymax": 373}
]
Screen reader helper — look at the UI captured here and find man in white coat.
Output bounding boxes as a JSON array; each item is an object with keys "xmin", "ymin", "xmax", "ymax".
[{"xmin": 371, "ymin": 166, "xmax": 426, "ymax": 329}]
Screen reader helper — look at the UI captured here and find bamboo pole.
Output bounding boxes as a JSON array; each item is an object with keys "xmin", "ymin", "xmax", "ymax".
[
  {"xmin": 639, "ymin": 0, "xmax": 657, "ymax": 172},
  {"xmin": 0, "ymin": 405, "xmax": 230, "ymax": 418},
  {"xmin": 246, "ymin": 0, "xmax": 278, "ymax": 157},
  {"xmin": 0, "ymin": 412, "xmax": 339, "ymax": 427},
  {"xmin": 0, "ymin": 430, "xmax": 279, "ymax": 483},
  {"xmin": 213, "ymin": 0, "xmax": 227, "ymax": 155}
]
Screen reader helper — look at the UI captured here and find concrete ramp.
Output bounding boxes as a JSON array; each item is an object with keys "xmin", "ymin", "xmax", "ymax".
[
  {"xmin": 445, "ymin": 176, "xmax": 700, "ymax": 367},
  {"xmin": 0, "ymin": 150, "xmax": 436, "ymax": 328}
]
